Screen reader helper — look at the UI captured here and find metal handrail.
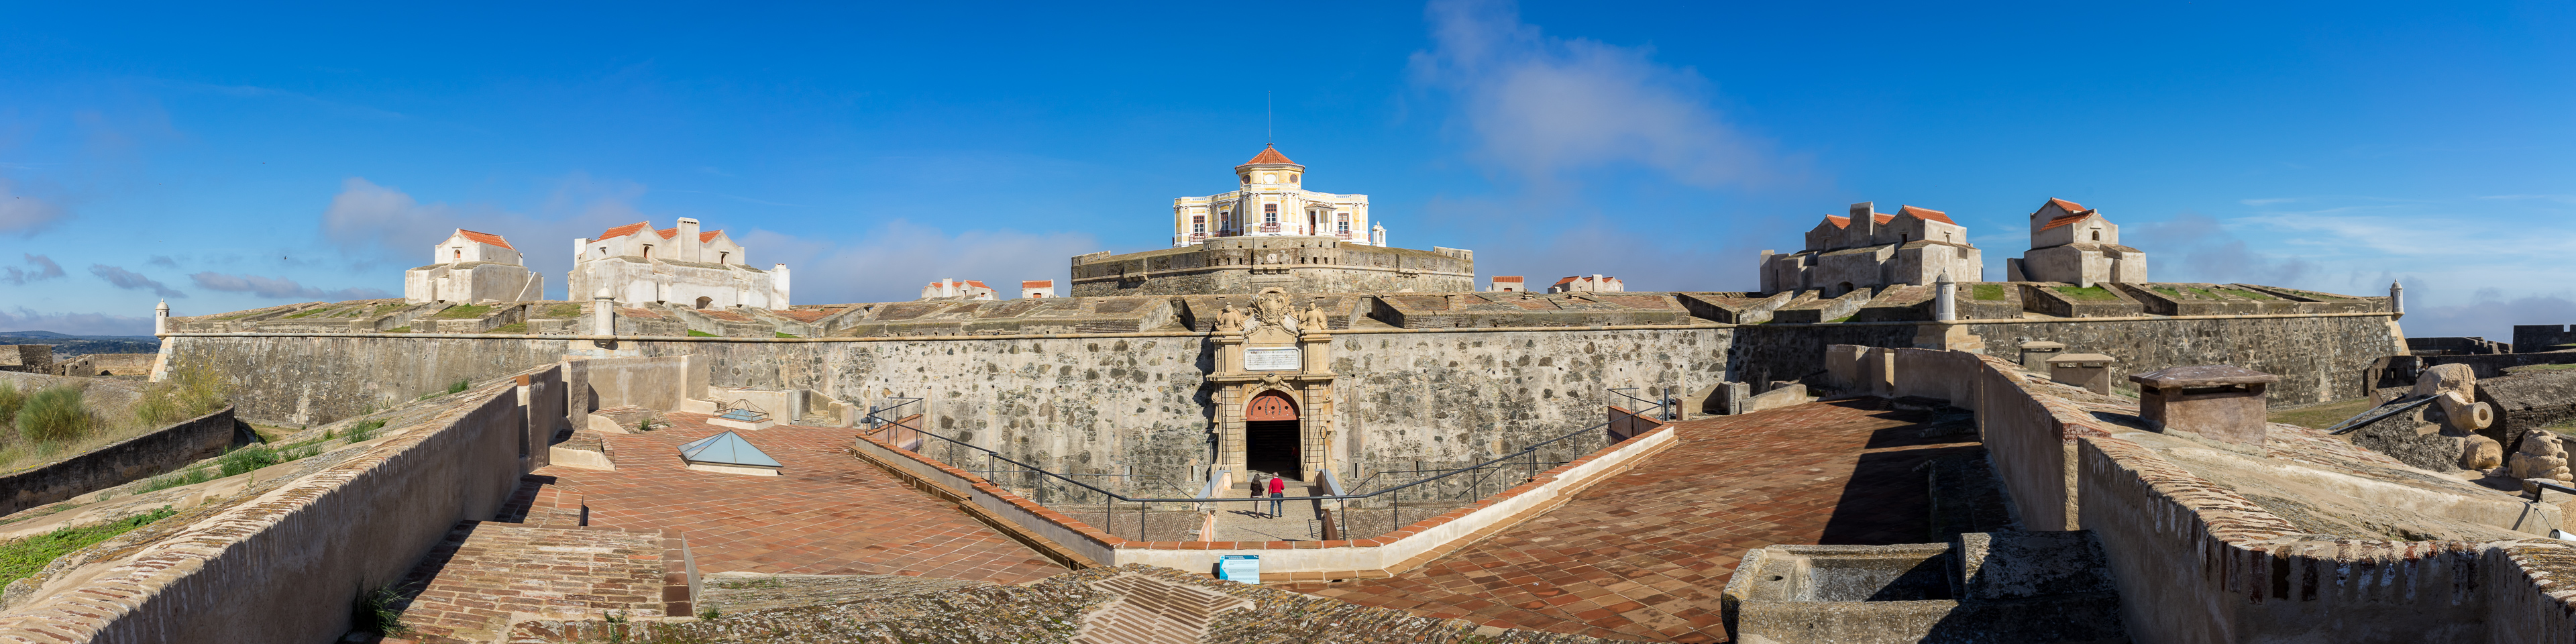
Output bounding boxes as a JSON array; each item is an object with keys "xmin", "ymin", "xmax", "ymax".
[
  {"xmin": 1609, "ymin": 386, "xmax": 1676, "ymax": 421},
  {"xmin": 854, "ymin": 388, "xmax": 1648, "ymax": 506}
]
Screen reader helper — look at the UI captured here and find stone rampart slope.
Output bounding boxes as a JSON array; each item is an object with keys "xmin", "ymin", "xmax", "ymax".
[
  {"xmin": 0, "ymin": 365, "xmax": 566, "ymax": 643},
  {"xmin": 1899, "ymin": 346, "xmax": 2576, "ymax": 642}
]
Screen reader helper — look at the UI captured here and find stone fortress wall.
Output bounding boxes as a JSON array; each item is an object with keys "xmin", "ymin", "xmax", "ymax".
[
  {"xmin": 1069, "ymin": 236, "xmax": 1474, "ymax": 297},
  {"xmin": 161, "ymin": 282, "xmax": 2405, "ymax": 486}
]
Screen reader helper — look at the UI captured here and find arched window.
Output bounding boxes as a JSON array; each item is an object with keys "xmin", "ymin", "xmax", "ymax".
[
  {"xmin": 642, "ymin": 245, "xmax": 653, "ymax": 259},
  {"xmin": 694, "ymin": 297, "xmax": 712, "ymax": 309},
  {"xmin": 2092, "ymin": 229, "xmax": 2101, "ymax": 241}
]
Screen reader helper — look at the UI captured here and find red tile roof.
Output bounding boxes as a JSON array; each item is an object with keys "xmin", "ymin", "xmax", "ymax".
[
  {"xmin": 1895, "ymin": 205, "xmax": 1955, "ymax": 224},
  {"xmin": 700, "ymin": 230, "xmax": 722, "ymax": 243},
  {"xmin": 1238, "ymin": 145, "xmax": 1298, "ymax": 166},
  {"xmin": 2037, "ymin": 199, "xmax": 2100, "ymax": 231},
  {"xmin": 655, "ymin": 227, "xmax": 679, "ymax": 239},
  {"xmin": 1022, "ymin": 280, "xmax": 1053, "ymax": 288},
  {"xmin": 1821, "ymin": 213, "xmax": 1894, "ymax": 229},
  {"xmin": 455, "ymin": 229, "xmax": 515, "ymax": 250},
  {"xmin": 2041, "ymin": 213, "xmax": 2096, "ymax": 231},
  {"xmin": 1493, "ymin": 276, "xmax": 1524, "ymax": 282},
  {"xmin": 593, "ymin": 222, "xmax": 652, "ymax": 241}
]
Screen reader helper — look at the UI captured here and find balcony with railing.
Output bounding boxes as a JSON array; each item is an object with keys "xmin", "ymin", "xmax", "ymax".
[{"xmin": 1258, "ymin": 223, "xmax": 1281, "ymax": 233}]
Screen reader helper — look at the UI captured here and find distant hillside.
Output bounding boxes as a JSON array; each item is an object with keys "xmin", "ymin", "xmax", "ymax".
[{"xmin": 0, "ymin": 331, "xmax": 161, "ymax": 357}]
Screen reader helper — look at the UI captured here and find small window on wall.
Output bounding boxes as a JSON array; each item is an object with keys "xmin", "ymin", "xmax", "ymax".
[
  {"xmin": 1263, "ymin": 203, "xmax": 1279, "ymax": 224},
  {"xmin": 642, "ymin": 246, "xmax": 653, "ymax": 258},
  {"xmin": 1192, "ymin": 215, "xmax": 1205, "ymax": 234},
  {"xmin": 719, "ymin": 252, "xmax": 730, "ymax": 264},
  {"xmin": 2092, "ymin": 229, "xmax": 2101, "ymax": 241}
]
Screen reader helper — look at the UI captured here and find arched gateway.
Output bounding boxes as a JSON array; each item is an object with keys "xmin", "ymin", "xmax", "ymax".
[{"xmin": 1244, "ymin": 390, "xmax": 1301, "ymax": 478}]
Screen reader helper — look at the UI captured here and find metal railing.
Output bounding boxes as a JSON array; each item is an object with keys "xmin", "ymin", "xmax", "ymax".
[
  {"xmin": 1611, "ymin": 386, "xmax": 1679, "ymax": 421},
  {"xmin": 855, "ymin": 389, "xmax": 1670, "ymax": 543}
]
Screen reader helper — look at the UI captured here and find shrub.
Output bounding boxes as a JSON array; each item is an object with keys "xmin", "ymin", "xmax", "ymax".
[
  {"xmin": 345, "ymin": 418, "xmax": 386, "ymax": 443},
  {"xmin": 686, "ymin": 329, "xmax": 718, "ymax": 337},
  {"xmin": 17, "ymin": 387, "xmax": 93, "ymax": 443},
  {"xmin": 0, "ymin": 381, "xmax": 23, "ymax": 426},
  {"xmin": 135, "ymin": 364, "xmax": 232, "ymax": 427},
  {"xmin": 448, "ymin": 378, "xmax": 471, "ymax": 394},
  {"xmin": 352, "ymin": 583, "xmax": 409, "ymax": 635}
]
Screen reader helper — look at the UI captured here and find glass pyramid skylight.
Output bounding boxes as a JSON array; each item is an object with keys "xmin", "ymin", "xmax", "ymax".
[{"xmin": 678, "ymin": 431, "xmax": 782, "ymax": 468}]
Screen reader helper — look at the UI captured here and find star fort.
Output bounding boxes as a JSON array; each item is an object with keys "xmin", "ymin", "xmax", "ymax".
[{"xmin": 7, "ymin": 146, "xmax": 2567, "ymax": 644}]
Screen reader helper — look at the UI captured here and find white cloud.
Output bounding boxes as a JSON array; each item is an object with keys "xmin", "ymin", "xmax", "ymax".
[
  {"xmin": 3, "ymin": 254, "xmax": 66, "ymax": 286},
  {"xmin": 87, "ymin": 264, "xmax": 185, "ymax": 298},
  {"xmin": 1409, "ymin": 0, "xmax": 1786, "ymax": 189},
  {"xmin": 0, "ymin": 308, "xmax": 155, "ymax": 336},
  {"xmin": 189, "ymin": 271, "xmax": 390, "ymax": 301},
  {"xmin": 318, "ymin": 175, "xmax": 657, "ymax": 295},
  {"xmin": 0, "ymin": 179, "xmax": 67, "ymax": 235}
]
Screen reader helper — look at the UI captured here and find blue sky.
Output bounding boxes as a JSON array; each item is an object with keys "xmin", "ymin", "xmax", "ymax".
[{"xmin": 2, "ymin": 1, "xmax": 2569, "ymax": 339}]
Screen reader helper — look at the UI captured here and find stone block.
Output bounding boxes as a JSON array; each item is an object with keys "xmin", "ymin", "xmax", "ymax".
[
  {"xmin": 2131, "ymin": 364, "xmax": 2279, "ymax": 447},
  {"xmin": 2045, "ymin": 353, "xmax": 2115, "ymax": 395}
]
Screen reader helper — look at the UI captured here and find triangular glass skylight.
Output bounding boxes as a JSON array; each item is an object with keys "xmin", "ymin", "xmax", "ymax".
[{"xmin": 678, "ymin": 431, "xmax": 782, "ymax": 468}]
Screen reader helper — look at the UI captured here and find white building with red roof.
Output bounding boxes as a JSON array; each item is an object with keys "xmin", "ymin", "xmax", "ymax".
[
  {"xmin": 2008, "ymin": 198, "xmax": 2147, "ymax": 286},
  {"xmin": 1760, "ymin": 201, "xmax": 1983, "ymax": 295},
  {"xmin": 1020, "ymin": 280, "xmax": 1055, "ymax": 299},
  {"xmin": 404, "ymin": 229, "xmax": 543, "ymax": 304},
  {"xmin": 1548, "ymin": 275, "xmax": 1624, "ymax": 293},
  {"xmin": 1490, "ymin": 276, "xmax": 1525, "ymax": 292},
  {"xmin": 918, "ymin": 278, "xmax": 998, "ymax": 301},
  {"xmin": 1169, "ymin": 145, "xmax": 1385, "ymax": 248},
  {"xmin": 569, "ymin": 217, "xmax": 790, "ymax": 309}
]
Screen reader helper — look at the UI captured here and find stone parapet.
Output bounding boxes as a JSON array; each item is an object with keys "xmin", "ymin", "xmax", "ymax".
[{"xmin": 845, "ymin": 416, "xmax": 1678, "ymax": 582}]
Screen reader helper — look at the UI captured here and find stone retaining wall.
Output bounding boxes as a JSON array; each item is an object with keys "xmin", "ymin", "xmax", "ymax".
[
  {"xmin": 1923, "ymin": 344, "xmax": 2576, "ymax": 641},
  {"xmin": 0, "ymin": 366, "xmax": 561, "ymax": 643},
  {"xmin": 847, "ymin": 415, "xmax": 1678, "ymax": 582},
  {"xmin": 0, "ymin": 406, "xmax": 241, "ymax": 516}
]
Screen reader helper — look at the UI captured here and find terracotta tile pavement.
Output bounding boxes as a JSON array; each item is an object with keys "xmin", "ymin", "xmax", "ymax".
[
  {"xmin": 1287, "ymin": 399, "xmax": 1980, "ymax": 643},
  {"xmin": 539, "ymin": 413, "xmax": 1067, "ymax": 584}
]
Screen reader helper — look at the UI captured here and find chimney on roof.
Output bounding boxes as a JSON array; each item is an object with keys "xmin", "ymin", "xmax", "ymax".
[
  {"xmin": 676, "ymin": 218, "xmax": 702, "ymax": 262},
  {"xmin": 1847, "ymin": 202, "xmax": 1877, "ymax": 245}
]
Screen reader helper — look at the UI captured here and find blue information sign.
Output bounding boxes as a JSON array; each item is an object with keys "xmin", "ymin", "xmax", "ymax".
[{"xmin": 1218, "ymin": 555, "xmax": 1260, "ymax": 583}]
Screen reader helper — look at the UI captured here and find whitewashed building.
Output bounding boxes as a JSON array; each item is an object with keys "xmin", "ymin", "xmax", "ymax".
[
  {"xmin": 1761, "ymin": 202, "xmax": 1984, "ymax": 296},
  {"xmin": 918, "ymin": 278, "xmax": 997, "ymax": 301},
  {"xmin": 1549, "ymin": 275, "xmax": 1625, "ymax": 293},
  {"xmin": 568, "ymin": 218, "xmax": 790, "ymax": 309},
  {"xmin": 1170, "ymin": 146, "xmax": 1386, "ymax": 248},
  {"xmin": 405, "ymin": 229, "xmax": 543, "ymax": 304},
  {"xmin": 2008, "ymin": 198, "xmax": 2148, "ymax": 286}
]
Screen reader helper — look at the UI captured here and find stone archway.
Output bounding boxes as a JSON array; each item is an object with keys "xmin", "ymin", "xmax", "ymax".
[{"xmin": 1244, "ymin": 390, "xmax": 1302, "ymax": 479}]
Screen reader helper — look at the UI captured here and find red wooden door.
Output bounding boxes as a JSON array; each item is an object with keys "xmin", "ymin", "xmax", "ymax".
[{"xmin": 1246, "ymin": 390, "xmax": 1299, "ymax": 421}]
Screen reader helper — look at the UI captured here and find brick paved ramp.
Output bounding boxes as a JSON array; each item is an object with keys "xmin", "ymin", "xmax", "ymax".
[
  {"xmin": 511, "ymin": 564, "xmax": 1608, "ymax": 644},
  {"xmin": 544, "ymin": 413, "xmax": 1067, "ymax": 583},
  {"xmin": 388, "ymin": 522, "xmax": 679, "ymax": 644},
  {"xmin": 1294, "ymin": 399, "xmax": 1982, "ymax": 643}
]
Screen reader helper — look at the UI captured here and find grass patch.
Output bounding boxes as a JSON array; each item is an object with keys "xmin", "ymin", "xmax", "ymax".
[
  {"xmin": 0, "ymin": 506, "xmax": 178, "ymax": 587},
  {"xmin": 775, "ymin": 332, "xmax": 798, "ymax": 338},
  {"xmin": 138, "ymin": 467, "xmax": 218, "ymax": 492},
  {"xmin": 353, "ymin": 583, "xmax": 410, "ymax": 635},
  {"xmin": 384, "ymin": 326, "xmax": 411, "ymax": 333},
  {"xmin": 1972, "ymin": 284, "xmax": 2006, "ymax": 301},
  {"xmin": 432, "ymin": 304, "xmax": 494, "ymax": 319},
  {"xmin": 1823, "ymin": 315, "xmax": 1855, "ymax": 323},
  {"xmin": 0, "ymin": 382, "xmax": 23, "ymax": 427},
  {"xmin": 2151, "ymin": 286, "xmax": 2186, "ymax": 300},
  {"xmin": 415, "ymin": 379, "xmax": 472, "ymax": 402},
  {"xmin": 217, "ymin": 443, "xmax": 320, "ymax": 477},
  {"xmin": 135, "ymin": 364, "xmax": 231, "ymax": 427},
  {"xmin": 541, "ymin": 304, "xmax": 584, "ymax": 319},
  {"xmin": 686, "ymin": 329, "xmax": 718, "ymax": 337},
  {"xmin": 2051, "ymin": 286, "xmax": 2121, "ymax": 302},
  {"xmin": 281, "ymin": 307, "xmax": 334, "ymax": 319},
  {"xmin": 2269, "ymin": 397, "xmax": 2382, "ymax": 431},
  {"xmin": 2218, "ymin": 288, "xmax": 2277, "ymax": 301},
  {"xmin": 345, "ymin": 418, "xmax": 386, "ymax": 443},
  {"xmin": 491, "ymin": 322, "xmax": 528, "ymax": 333}
]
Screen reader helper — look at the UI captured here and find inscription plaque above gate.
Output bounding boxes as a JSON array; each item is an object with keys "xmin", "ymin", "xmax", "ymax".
[{"xmin": 1244, "ymin": 347, "xmax": 1300, "ymax": 371}]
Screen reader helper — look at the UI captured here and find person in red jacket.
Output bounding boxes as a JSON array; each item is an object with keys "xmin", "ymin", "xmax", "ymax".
[{"xmin": 1265, "ymin": 474, "xmax": 1287, "ymax": 518}]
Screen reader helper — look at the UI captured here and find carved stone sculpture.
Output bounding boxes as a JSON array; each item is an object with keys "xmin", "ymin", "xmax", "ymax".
[
  {"xmin": 1297, "ymin": 303, "xmax": 1329, "ymax": 334},
  {"xmin": 1215, "ymin": 304, "xmax": 1246, "ymax": 333},
  {"xmin": 2510, "ymin": 431, "xmax": 2574, "ymax": 493}
]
